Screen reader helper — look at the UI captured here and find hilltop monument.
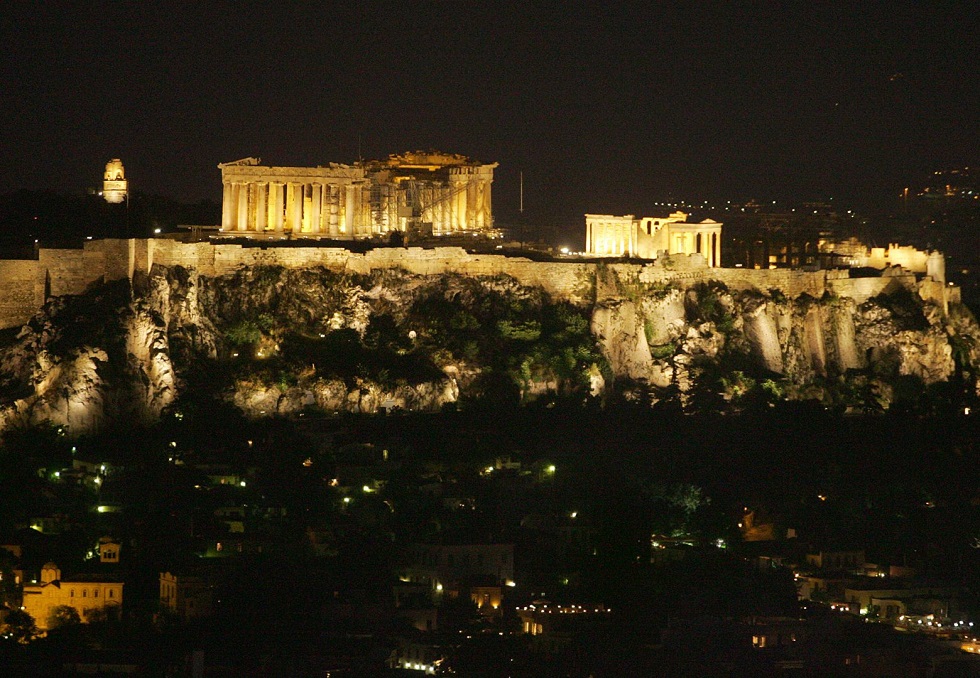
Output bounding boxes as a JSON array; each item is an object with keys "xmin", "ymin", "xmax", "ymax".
[
  {"xmin": 586, "ymin": 211, "xmax": 722, "ymax": 265},
  {"xmin": 218, "ymin": 152, "xmax": 497, "ymax": 240},
  {"xmin": 103, "ymin": 159, "xmax": 128, "ymax": 204}
]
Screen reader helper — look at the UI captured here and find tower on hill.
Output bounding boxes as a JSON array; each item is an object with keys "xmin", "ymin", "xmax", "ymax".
[{"xmin": 103, "ymin": 159, "xmax": 128, "ymax": 204}]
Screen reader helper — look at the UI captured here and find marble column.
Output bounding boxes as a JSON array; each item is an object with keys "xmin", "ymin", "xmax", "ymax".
[
  {"xmin": 282, "ymin": 183, "xmax": 291, "ymax": 232},
  {"xmin": 456, "ymin": 184, "xmax": 466, "ymax": 231},
  {"xmin": 329, "ymin": 185, "xmax": 339, "ymax": 236},
  {"xmin": 474, "ymin": 181, "xmax": 485, "ymax": 229},
  {"xmin": 484, "ymin": 179, "xmax": 492, "ymax": 228},
  {"xmin": 300, "ymin": 184, "xmax": 310, "ymax": 233},
  {"xmin": 255, "ymin": 182, "xmax": 267, "ymax": 232},
  {"xmin": 222, "ymin": 183, "xmax": 233, "ymax": 230},
  {"xmin": 310, "ymin": 184, "xmax": 322, "ymax": 234},
  {"xmin": 236, "ymin": 183, "xmax": 248, "ymax": 232},
  {"xmin": 381, "ymin": 185, "xmax": 393, "ymax": 233},
  {"xmin": 466, "ymin": 181, "xmax": 476, "ymax": 230},
  {"xmin": 271, "ymin": 183, "xmax": 284, "ymax": 232},
  {"xmin": 353, "ymin": 184, "xmax": 364, "ymax": 236},
  {"xmin": 449, "ymin": 184, "xmax": 459, "ymax": 231},
  {"xmin": 445, "ymin": 186, "xmax": 454, "ymax": 231},
  {"xmin": 228, "ymin": 183, "xmax": 238, "ymax": 231},
  {"xmin": 361, "ymin": 184, "xmax": 370, "ymax": 235},
  {"xmin": 285, "ymin": 183, "xmax": 296, "ymax": 233},
  {"xmin": 343, "ymin": 185, "xmax": 354, "ymax": 235}
]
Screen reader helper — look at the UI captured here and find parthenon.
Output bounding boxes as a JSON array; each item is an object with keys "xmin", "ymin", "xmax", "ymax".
[{"xmin": 218, "ymin": 152, "xmax": 497, "ymax": 239}]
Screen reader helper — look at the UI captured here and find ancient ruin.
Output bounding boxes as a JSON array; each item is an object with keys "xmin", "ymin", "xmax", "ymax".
[
  {"xmin": 218, "ymin": 152, "xmax": 497, "ymax": 240},
  {"xmin": 585, "ymin": 211, "xmax": 723, "ymax": 265},
  {"xmin": 102, "ymin": 159, "xmax": 127, "ymax": 204}
]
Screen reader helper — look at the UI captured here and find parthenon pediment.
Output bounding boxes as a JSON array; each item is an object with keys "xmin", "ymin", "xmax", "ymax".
[
  {"xmin": 218, "ymin": 157, "xmax": 261, "ymax": 168},
  {"xmin": 382, "ymin": 151, "xmax": 476, "ymax": 168}
]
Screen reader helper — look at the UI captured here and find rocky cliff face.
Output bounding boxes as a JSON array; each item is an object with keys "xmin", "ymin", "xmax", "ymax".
[
  {"xmin": 0, "ymin": 262, "xmax": 977, "ymax": 434},
  {"xmin": 0, "ymin": 282, "xmax": 176, "ymax": 433},
  {"xmin": 590, "ymin": 270, "xmax": 978, "ymax": 409}
]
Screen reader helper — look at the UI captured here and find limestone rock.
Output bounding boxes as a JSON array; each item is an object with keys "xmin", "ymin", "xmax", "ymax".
[
  {"xmin": 591, "ymin": 299, "xmax": 652, "ymax": 381},
  {"xmin": 0, "ymin": 261, "xmax": 978, "ymax": 434}
]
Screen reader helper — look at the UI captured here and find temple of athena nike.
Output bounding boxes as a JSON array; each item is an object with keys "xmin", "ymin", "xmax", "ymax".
[{"xmin": 218, "ymin": 152, "xmax": 497, "ymax": 240}]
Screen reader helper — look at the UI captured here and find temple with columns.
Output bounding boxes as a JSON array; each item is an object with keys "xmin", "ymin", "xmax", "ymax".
[
  {"xmin": 218, "ymin": 152, "xmax": 496, "ymax": 240},
  {"xmin": 585, "ymin": 211, "xmax": 723, "ymax": 266}
]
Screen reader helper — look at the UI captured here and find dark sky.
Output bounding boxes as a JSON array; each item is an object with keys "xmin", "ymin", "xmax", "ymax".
[{"xmin": 2, "ymin": 1, "xmax": 979, "ymax": 238}]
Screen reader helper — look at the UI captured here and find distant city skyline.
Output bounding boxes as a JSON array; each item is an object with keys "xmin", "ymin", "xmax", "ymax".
[{"xmin": 2, "ymin": 2, "xmax": 978, "ymax": 236}]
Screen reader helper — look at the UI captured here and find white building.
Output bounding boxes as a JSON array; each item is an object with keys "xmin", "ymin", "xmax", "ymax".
[{"xmin": 585, "ymin": 211, "xmax": 722, "ymax": 265}]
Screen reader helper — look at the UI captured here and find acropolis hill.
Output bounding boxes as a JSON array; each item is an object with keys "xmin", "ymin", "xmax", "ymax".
[{"xmin": 0, "ymin": 234, "xmax": 976, "ymax": 434}]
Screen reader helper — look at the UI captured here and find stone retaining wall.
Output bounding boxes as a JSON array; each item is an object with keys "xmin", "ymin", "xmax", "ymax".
[
  {"xmin": 0, "ymin": 260, "xmax": 42, "ymax": 329},
  {"xmin": 0, "ymin": 239, "xmax": 956, "ymax": 330}
]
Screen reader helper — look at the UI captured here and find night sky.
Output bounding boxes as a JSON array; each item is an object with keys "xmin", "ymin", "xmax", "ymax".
[{"xmin": 3, "ymin": 2, "xmax": 979, "ymax": 240}]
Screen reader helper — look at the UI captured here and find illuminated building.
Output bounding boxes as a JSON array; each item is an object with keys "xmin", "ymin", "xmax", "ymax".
[
  {"xmin": 97, "ymin": 536, "xmax": 121, "ymax": 563},
  {"xmin": 21, "ymin": 562, "xmax": 123, "ymax": 631},
  {"xmin": 401, "ymin": 543, "xmax": 514, "ymax": 594},
  {"xmin": 392, "ymin": 583, "xmax": 439, "ymax": 631},
  {"xmin": 102, "ymin": 159, "xmax": 128, "ymax": 204},
  {"xmin": 218, "ymin": 151, "xmax": 497, "ymax": 239},
  {"xmin": 585, "ymin": 211, "xmax": 722, "ymax": 265},
  {"xmin": 805, "ymin": 549, "xmax": 865, "ymax": 571},
  {"xmin": 388, "ymin": 636, "xmax": 455, "ymax": 674},
  {"xmin": 469, "ymin": 584, "xmax": 503, "ymax": 616},
  {"xmin": 159, "ymin": 571, "xmax": 212, "ymax": 620},
  {"xmin": 517, "ymin": 601, "xmax": 612, "ymax": 655}
]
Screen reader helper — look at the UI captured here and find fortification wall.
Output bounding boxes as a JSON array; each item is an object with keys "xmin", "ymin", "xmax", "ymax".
[
  {"xmin": 130, "ymin": 241, "xmax": 858, "ymax": 304},
  {"xmin": 439, "ymin": 256, "xmax": 591, "ymax": 302},
  {"xmin": 148, "ymin": 241, "xmax": 595, "ymax": 303},
  {"xmin": 827, "ymin": 275, "xmax": 917, "ymax": 303},
  {"xmin": 869, "ymin": 245, "xmax": 931, "ymax": 273},
  {"xmin": 635, "ymin": 264, "xmax": 707, "ymax": 287},
  {"xmin": 710, "ymin": 268, "xmax": 828, "ymax": 298},
  {"xmin": 0, "ymin": 260, "xmax": 42, "ymax": 329},
  {"xmin": 918, "ymin": 279, "xmax": 960, "ymax": 309},
  {"xmin": 635, "ymin": 265, "xmax": 830, "ymax": 298},
  {"xmin": 0, "ymin": 239, "xmax": 958, "ymax": 330},
  {"xmin": 38, "ymin": 248, "xmax": 107, "ymax": 298}
]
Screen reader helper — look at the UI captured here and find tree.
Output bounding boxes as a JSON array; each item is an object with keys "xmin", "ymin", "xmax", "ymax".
[
  {"xmin": 2, "ymin": 609, "xmax": 38, "ymax": 643},
  {"xmin": 47, "ymin": 604, "xmax": 81, "ymax": 631},
  {"xmin": 225, "ymin": 320, "xmax": 263, "ymax": 347}
]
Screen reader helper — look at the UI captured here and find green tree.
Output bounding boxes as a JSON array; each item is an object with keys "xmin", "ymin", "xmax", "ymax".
[
  {"xmin": 497, "ymin": 319, "xmax": 541, "ymax": 342},
  {"xmin": 1, "ymin": 609, "xmax": 37, "ymax": 644},
  {"xmin": 47, "ymin": 604, "xmax": 81, "ymax": 631},
  {"xmin": 225, "ymin": 320, "xmax": 263, "ymax": 347},
  {"xmin": 668, "ymin": 483, "xmax": 710, "ymax": 515}
]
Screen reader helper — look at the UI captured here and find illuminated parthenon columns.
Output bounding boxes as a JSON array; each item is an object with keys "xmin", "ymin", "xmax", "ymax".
[
  {"xmin": 585, "ymin": 211, "xmax": 723, "ymax": 266},
  {"xmin": 395, "ymin": 159, "xmax": 495, "ymax": 235},
  {"xmin": 448, "ymin": 164, "xmax": 494, "ymax": 233},
  {"xmin": 218, "ymin": 158, "xmax": 371, "ymax": 238},
  {"xmin": 218, "ymin": 154, "xmax": 496, "ymax": 239}
]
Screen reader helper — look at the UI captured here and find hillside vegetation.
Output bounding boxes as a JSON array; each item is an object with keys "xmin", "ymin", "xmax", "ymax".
[{"xmin": 0, "ymin": 264, "xmax": 976, "ymax": 433}]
